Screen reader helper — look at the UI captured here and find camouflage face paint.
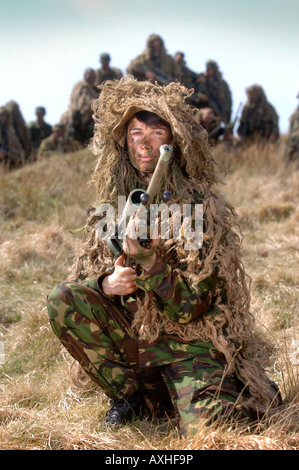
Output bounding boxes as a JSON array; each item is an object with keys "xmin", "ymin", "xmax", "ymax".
[{"xmin": 126, "ymin": 117, "xmax": 172, "ymax": 174}]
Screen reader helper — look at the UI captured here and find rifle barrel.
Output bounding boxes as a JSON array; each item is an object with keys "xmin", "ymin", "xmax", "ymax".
[{"xmin": 146, "ymin": 144, "xmax": 172, "ymax": 205}]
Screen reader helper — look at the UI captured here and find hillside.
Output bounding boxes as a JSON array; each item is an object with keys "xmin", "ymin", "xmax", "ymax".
[{"xmin": 0, "ymin": 141, "xmax": 298, "ymax": 450}]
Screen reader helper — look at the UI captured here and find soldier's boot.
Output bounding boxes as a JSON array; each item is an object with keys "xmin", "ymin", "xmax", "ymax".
[{"xmin": 104, "ymin": 392, "xmax": 145, "ymax": 426}]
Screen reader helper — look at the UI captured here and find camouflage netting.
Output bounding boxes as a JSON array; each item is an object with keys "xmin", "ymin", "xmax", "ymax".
[{"xmin": 69, "ymin": 77, "xmax": 280, "ymax": 411}]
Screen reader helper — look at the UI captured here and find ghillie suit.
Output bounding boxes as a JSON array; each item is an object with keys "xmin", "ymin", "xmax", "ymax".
[
  {"xmin": 203, "ymin": 60, "xmax": 232, "ymax": 124},
  {"xmin": 0, "ymin": 105, "xmax": 25, "ymax": 169},
  {"xmin": 237, "ymin": 84, "xmax": 279, "ymax": 142},
  {"xmin": 61, "ymin": 77, "xmax": 99, "ymax": 145},
  {"xmin": 47, "ymin": 77, "xmax": 280, "ymax": 436},
  {"xmin": 5, "ymin": 100, "xmax": 33, "ymax": 161},
  {"xmin": 173, "ymin": 52, "xmax": 197, "ymax": 89},
  {"xmin": 126, "ymin": 33, "xmax": 176, "ymax": 84},
  {"xmin": 284, "ymin": 96, "xmax": 299, "ymax": 165}
]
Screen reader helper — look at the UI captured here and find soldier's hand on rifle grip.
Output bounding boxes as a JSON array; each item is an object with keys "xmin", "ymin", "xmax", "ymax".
[
  {"xmin": 101, "ymin": 253, "xmax": 138, "ymax": 296},
  {"xmin": 123, "ymin": 216, "xmax": 159, "ymax": 271}
]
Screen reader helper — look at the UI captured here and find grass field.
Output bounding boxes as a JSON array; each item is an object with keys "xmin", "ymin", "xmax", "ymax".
[{"xmin": 0, "ymin": 139, "xmax": 298, "ymax": 450}]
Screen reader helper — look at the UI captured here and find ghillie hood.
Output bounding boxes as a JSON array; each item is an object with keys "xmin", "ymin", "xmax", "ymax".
[
  {"xmin": 205, "ymin": 60, "xmax": 223, "ymax": 81},
  {"xmin": 90, "ymin": 76, "xmax": 217, "ymax": 204},
  {"xmin": 144, "ymin": 33, "xmax": 168, "ymax": 60}
]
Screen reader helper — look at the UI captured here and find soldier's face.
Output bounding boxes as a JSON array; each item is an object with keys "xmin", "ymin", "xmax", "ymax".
[
  {"xmin": 249, "ymin": 91, "xmax": 259, "ymax": 103},
  {"xmin": 85, "ymin": 69, "xmax": 96, "ymax": 84},
  {"xmin": 207, "ymin": 66, "xmax": 215, "ymax": 78},
  {"xmin": 126, "ymin": 116, "xmax": 172, "ymax": 174},
  {"xmin": 151, "ymin": 40, "xmax": 162, "ymax": 54}
]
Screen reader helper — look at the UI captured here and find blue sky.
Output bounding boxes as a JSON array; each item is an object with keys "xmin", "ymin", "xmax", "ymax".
[{"xmin": 0, "ymin": 0, "xmax": 298, "ymax": 133}]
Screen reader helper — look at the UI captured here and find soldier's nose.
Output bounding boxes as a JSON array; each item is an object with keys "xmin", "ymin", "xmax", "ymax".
[{"xmin": 140, "ymin": 138, "xmax": 150, "ymax": 149}]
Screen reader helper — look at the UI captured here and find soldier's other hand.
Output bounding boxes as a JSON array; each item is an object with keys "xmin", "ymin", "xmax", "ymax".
[{"xmin": 145, "ymin": 70, "xmax": 157, "ymax": 81}]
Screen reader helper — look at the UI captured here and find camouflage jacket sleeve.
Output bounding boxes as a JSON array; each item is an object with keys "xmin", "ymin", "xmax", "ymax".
[
  {"xmin": 82, "ymin": 270, "xmax": 115, "ymax": 299},
  {"xmin": 135, "ymin": 258, "xmax": 218, "ymax": 324}
]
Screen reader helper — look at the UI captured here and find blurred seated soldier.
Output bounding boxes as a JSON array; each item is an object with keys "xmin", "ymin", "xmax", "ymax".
[
  {"xmin": 127, "ymin": 33, "xmax": 176, "ymax": 85},
  {"xmin": 95, "ymin": 53, "xmax": 123, "ymax": 86},
  {"xmin": 61, "ymin": 68, "xmax": 99, "ymax": 145},
  {"xmin": 237, "ymin": 85, "xmax": 279, "ymax": 144},
  {"xmin": 193, "ymin": 107, "xmax": 233, "ymax": 146},
  {"xmin": 5, "ymin": 100, "xmax": 33, "ymax": 161},
  {"xmin": 27, "ymin": 106, "xmax": 52, "ymax": 151},
  {"xmin": 173, "ymin": 51, "xmax": 197, "ymax": 88},
  {"xmin": 190, "ymin": 74, "xmax": 213, "ymax": 110},
  {"xmin": 0, "ymin": 106, "xmax": 25, "ymax": 169},
  {"xmin": 38, "ymin": 124, "xmax": 81, "ymax": 158},
  {"xmin": 284, "ymin": 93, "xmax": 299, "ymax": 165}
]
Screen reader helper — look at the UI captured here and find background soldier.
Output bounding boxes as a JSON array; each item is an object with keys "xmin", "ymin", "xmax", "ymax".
[
  {"xmin": 38, "ymin": 123, "xmax": 81, "ymax": 158},
  {"xmin": 95, "ymin": 53, "xmax": 123, "ymax": 86},
  {"xmin": 173, "ymin": 51, "xmax": 197, "ymax": 88},
  {"xmin": 193, "ymin": 107, "xmax": 234, "ymax": 146},
  {"xmin": 194, "ymin": 60, "xmax": 232, "ymax": 125},
  {"xmin": 127, "ymin": 33, "xmax": 176, "ymax": 84},
  {"xmin": 60, "ymin": 68, "xmax": 99, "ymax": 145},
  {"xmin": 0, "ymin": 106, "xmax": 25, "ymax": 169},
  {"xmin": 27, "ymin": 106, "xmax": 52, "ymax": 152},
  {"xmin": 5, "ymin": 100, "xmax": 33, "ymax": 162},
  {"xmin": 237, "ymin": 84, "xmax": 279, "ymax": 144}
]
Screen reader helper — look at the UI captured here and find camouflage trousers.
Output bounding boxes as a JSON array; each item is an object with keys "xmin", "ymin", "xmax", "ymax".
[{"xmin": 47, "ymin": 282, "xmax": 251, "ymax": 437}]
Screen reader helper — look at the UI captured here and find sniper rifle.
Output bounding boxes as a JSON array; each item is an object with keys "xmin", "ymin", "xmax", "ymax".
[{"xmin": 107, "ymin": 144, "xmax": 173, "ymax": 267}]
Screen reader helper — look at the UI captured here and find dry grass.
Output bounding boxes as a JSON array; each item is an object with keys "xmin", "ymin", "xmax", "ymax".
[{"xmin": 0, "ymin": 141, "xmax": 298, "ymax": 450}]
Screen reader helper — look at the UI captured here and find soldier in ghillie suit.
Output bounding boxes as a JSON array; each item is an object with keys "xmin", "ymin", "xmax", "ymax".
[
  {"xmin": 192, "ymin": 107, "xmax": 234, "ymax": 146},
  {"xmin": 0, "ymin": 106, "xmax": 25, "ymax": 169},
  {"xmin": 28, "ymin": 106, "xmax": 52, "ymax": 151},
  {"xmin": 196, "ymin": 60, "xmax": 232, "ymax": 125},
  {"xmin": 173, "ymin": 51, "xmax": 197, "ymax": 88},
  {"xmin": 38, "ymin": 124, "xmax": 81, "ymax": 158},
  {"xmin": 126, "ymin": 34, "xmax": 176, "ymax": 85},
  {"xmin": 5, "ymin": 100, "xmax": 33, "ymax": 162},
  {"xmin": 61, "ymin": 68, "xmax": 99, "ymax": 145},
  {"xmin": 284, "ymin": 93, "xmax": 299, "ymax": 165},
  {"xmin": 47, "ymin": 78, "xmax": 281, "ymax": 438},
  {"xmin": 237, "ymin": 85, "xmax": 279, "ymax": 144},
  {"xmin": 95, "ymin": 53, "xmax": 123, "ymax": 86}
]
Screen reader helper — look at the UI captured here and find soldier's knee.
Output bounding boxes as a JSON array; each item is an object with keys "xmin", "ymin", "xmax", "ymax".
[{"xmin": 46, "ymin": 282, "xmax": 74, "ymax": 321}]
